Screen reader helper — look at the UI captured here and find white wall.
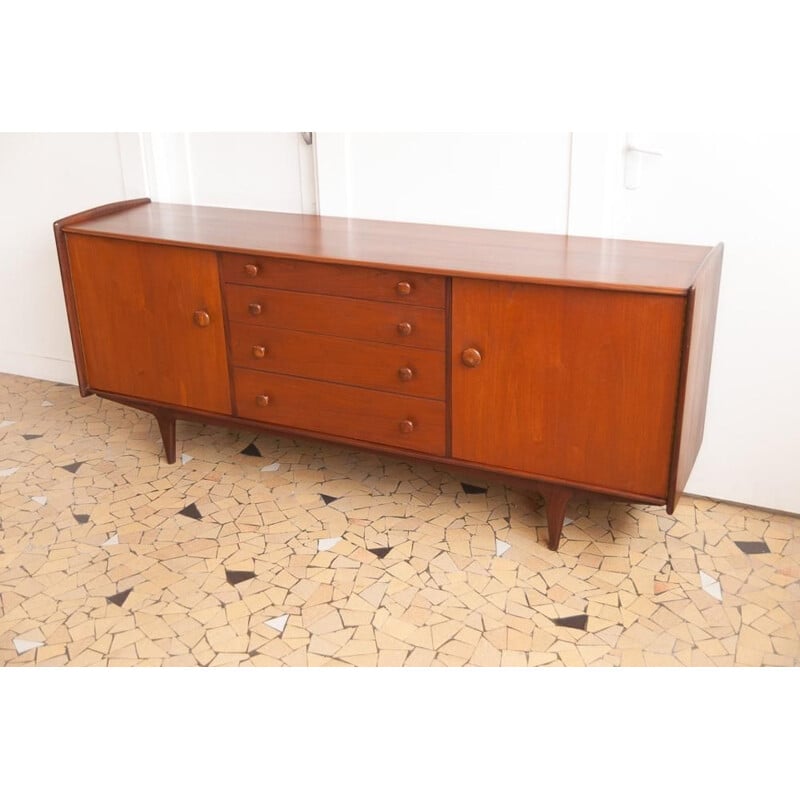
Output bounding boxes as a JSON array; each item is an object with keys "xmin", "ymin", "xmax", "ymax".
[
  {"xmin": 316, "ymin": 132, "xmax": 571, "ymax": 232},
  {"xmin": 0, "ymin": 133, "xmax": 134, "ymax": 383}
]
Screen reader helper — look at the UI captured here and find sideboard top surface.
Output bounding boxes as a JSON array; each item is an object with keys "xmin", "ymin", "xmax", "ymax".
[{"xmin": 63, "ymin": 201, "xmax": 714, "ymax": 294}]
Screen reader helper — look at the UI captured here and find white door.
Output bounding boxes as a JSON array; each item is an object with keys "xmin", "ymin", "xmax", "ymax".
[
  {"xmin": 568, "ymin": 133, "xmax": 800, "ymax": 514},
  {"xmin": 142, "ymin": 132, "xmax": 317, "ymax": 212}
]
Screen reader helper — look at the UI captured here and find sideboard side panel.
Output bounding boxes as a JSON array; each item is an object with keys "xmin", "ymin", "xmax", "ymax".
[{"xmin": 668, "ymin": 243, "xmax": 724, "ymax": 511}]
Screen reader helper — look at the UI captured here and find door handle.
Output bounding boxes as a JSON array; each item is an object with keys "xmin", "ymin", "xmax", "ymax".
[{"xmin": 624, "ymin": 135, "xmax": 663, "ymax": 189}]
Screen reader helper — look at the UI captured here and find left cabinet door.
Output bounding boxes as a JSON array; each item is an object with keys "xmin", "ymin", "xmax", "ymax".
[{"xmin": 67, "ymin": 234, "xmax": 232, "ymax": 415}]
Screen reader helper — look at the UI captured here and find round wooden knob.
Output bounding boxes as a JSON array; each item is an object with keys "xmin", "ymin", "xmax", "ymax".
[
  {"xmin": 399, "ymin": 419, "xmax": 414, "ymax": 434},
  {"xmin": 395, "ymin": 281, "xmax": 412, "ymax": 296},
  {"xmin": 192, "ymin": 310, "xmax": 210, "ymax": 327},
  {"xmin": 248, "ymin": 302, "xmax": 263, "ymax": 316},
  {"xmin": 398, "ymin": 367, "xmax": 414, "ymax": 381},
  {"xmin": 397, "ymin": 322, "xmax": 413, "ymax": 336},
  {"xmin": 252, "ymin": 345, "xmax": 267, "ymax": 359},
  {"xmin": 244, "ymin": 263, "xmax": 260, "ymax": 277},
  {"xmin": 461, "ymin": 347, "xmax": 482, "ymax": 368},
  {"xmin": 255, "ymin": 395, "xmax": 270, "ymax": 407}
]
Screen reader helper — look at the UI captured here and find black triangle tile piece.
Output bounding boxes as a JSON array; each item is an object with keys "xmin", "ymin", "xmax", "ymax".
[
  {"xmin": 553, "ymin": 614, "xmax": 588, "ymax": 631},
  {"xmin": 178, "ymin": 502, "xmax": 202, "ymax": 520},
  {"xmin": 226, "ymin": 569, "xmax": 256, "ymax": 586},
  {"xmin": 240, "ymin": 442, "xmax": 262, "ymax": 457},
  {"xmin": 735, "ymin": 540, "xmax": 771, "ymax": 555},
  {"xmin": 320, "ymin": 494, "xmax": 339, "ymax": 506},
  {"xmin": 107, "ymin": 588, "xmax": 132, "ymax": 607},
  {"xmin": 461, "ymin": 482, "xmax": 487, "ymax": 495},
  {"xmin": 73, "ymin": 513, "xmax": 90, "ymax": 524},
  {"xmin": 23, "ymin": 434, "xmax": 43, "ymax": 440},
  {"xmin": 61, "ymin": 461, "xmax": 85, "ymax": 474},
  {"xmin": 368, "ymin": 546, "xmax": 392, "ymax": 559}
]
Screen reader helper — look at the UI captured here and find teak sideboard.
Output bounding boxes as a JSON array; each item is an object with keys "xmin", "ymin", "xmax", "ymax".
[{"xmin": 54, "ymin": 199, "xmax": 723, "ymax": 551}]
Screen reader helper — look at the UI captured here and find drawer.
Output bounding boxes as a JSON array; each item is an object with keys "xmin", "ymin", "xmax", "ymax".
[
  {"xmin": 224, "ymin": 285, "xmax": 445, "ymax": 350},
  {"xmin": 234, "ymin": 368, "xmax": 446, "ymax": 456},
  {"xmin": 230, "ymin": 323, "xmax": 445, "ymax": 399},
  {"xmin": 221, "ymin": 252, "xmax": 446, "ymax": 308}
]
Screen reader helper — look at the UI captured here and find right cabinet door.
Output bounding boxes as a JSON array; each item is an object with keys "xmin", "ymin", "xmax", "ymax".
[{"xmin": 450, "ymin": 279, "xmax": 686, "ymax": 499}]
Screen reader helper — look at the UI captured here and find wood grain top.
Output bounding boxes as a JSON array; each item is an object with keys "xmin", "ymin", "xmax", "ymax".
[{"xmin": 63, "ymin": 200, "xmax": 714, "ymax": 294}]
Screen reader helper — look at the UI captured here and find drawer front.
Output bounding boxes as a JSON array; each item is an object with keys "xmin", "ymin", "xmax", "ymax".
[
  {"xmin": 224, "ymin": 285, "xmax": 445, "ymax": 350},
  {"xmin": 221, "ymin": 252, "xmax": 446, "ymax": 308},
  {"xmin": 234, "ymin": 368, "xmax": 446, "ymax": 456},
  {"xmin": 230, "ymin": 323, "xmax": 445, "ymax": 400}
]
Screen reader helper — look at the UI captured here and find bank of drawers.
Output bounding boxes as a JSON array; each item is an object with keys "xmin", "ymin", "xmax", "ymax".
[{"xmin": 221, "ymin": 253, "xmax": 447, "ymax": 456}]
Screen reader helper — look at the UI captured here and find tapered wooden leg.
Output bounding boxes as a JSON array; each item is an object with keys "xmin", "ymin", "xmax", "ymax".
[
  {"xmin": 539, "ymin": 485, "xmax": 572, "ymax": 551},
  {"xmin": 154, "ymin": 412, "xmax": 176, "ymax": 464}
]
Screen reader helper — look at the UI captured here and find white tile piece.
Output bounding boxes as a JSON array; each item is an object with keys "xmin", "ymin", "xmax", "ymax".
[
  {"xmin": 704, "ymin": 580, "xmax": 723, "ymax": 601},
  {"xmin": 261, "ymin": 462, "xmax": 280, "ymax": 472},
  {"xmin": 13, "ymin": 638, "xmax": 44, "ymax": 655},
  {"xmin": 564, "ymin": 517, "xmax": 574, "ymax": 526},
  {"xmin": 317, "ymin": 536, "xmax": 342, "ymax": 552},
  {"xmin": 0, "ymin": 466, "xmax": 19, "ymax": 477},
  {"xmin": 103, "ymin": 534, "xmax": 119, "ymax": 546},
  {"xmin": 31, "ymin": 496, "xmax": 47, "ymax": 506},
  {"xmin": 495, "ymin": 539, "xmax": 511, "ymax": 557},
  {"xmin": 699, "ymin": 570, "xmax": 723, "ymax": 600},
  {"xmin": 265, "ymin": 614, "xmax": 289, "ymax": 633},
  {"xmin": 0, "ymin": 420, "xmax": 15, "ymax": 428},
  {"xmin": 41, "ymin": 400, "xmax": 54, "ymax": 407},
  {"xmin": 181, "ymin": 454, "xmax": 193, "ymax": 464},
  {"xmin": 699, "ymin": 570, "xmax": 716, "ymax": 588}
]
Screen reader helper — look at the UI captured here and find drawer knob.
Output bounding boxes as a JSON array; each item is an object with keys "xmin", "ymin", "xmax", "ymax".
[
  {"xmin": 399, "ymin": 419, "xmax": 414, "ymax": 434},
  {"xmin": 397, "ymin": 321, "xmax": 413, "ymax": 336},
  {"xmin": 398, "ymin": 367, "xmax": 414, "ymax": 381},
  {"xmin": 395, "ymin": 281, "xmax": 412, "ymax": 296},
  {"xmin": 248, "ymin": 302, "xmax": 263, "ymax": 316},
  {"xmin": 461, "ymin": 347, "xmax": 482, "ymax": 368},
  {"xmin": 244, "ymin": 263, "xmax": 260, "ymax": 277},
  {"xmin": 252, "ymin": 345, "xmax": 267, "ymax": 358},
  {"xmin": 192, "ymin": 310, "xmax": 210, "ymax": 327},
  {"xmin": 255, "ymin": 394, "xmax": 270, "ymax": 407}
]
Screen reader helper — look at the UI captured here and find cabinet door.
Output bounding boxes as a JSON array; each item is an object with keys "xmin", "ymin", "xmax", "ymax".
[
  {"xmin": 67, "ymin": 235, "xmax": 231, "ymax": 415},
  {"xmin": 451, "ymin": 279, "xmax": 685, "ymax": 499}
]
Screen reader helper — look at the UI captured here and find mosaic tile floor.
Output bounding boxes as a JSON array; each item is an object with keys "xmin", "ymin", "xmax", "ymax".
[{"xmin": 1, "ymin": 372, "xmax": 798, "ymax": 667}]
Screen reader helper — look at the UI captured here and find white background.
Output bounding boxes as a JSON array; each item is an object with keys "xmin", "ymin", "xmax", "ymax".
[{"xmin": 1, "ymin": 0, "xmax": 797, "ymax": 793}]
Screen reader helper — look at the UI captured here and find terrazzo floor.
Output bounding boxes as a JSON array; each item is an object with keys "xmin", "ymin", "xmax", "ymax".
[{"xmin": 1, "ymin": 372, "xmax": 798, "ymax": 667}]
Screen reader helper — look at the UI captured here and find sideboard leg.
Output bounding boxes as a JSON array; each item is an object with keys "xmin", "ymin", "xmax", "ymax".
[
  {"xmin": 540, "ymin": 485, "xmax": 572, "ymax": 551},
  {"xmin": 154, "ymin": 412, "xmax": 177, "ymax": 464}
]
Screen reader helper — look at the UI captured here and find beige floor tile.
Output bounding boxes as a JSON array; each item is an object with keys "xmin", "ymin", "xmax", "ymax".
[{"xmin": 3, "ymin": 373, "xmax": 799, "ymax": 671}]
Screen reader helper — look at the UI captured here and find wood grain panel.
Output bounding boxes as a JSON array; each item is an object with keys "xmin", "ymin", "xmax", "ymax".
[
  {"xmin": 451, "ymin": 279, "xmax": 686, "ymax": 498},
  {"xmin": 229, "ymin": 323, "xmax": 445, "ymax": 399},
  {"xmin": 224, "ymin": 285, "xmax": 445, "ymax": 349},
  {"xmin": 221, "ymin": 252, "xmax": 446, "ymax": 307},
  {"xmin": 668, "ymin": 243, "xmax": 724, "ymax": 511},
  {"xmin": 54, "ymin": 198, "xmax": 152, "ymax": 395},
  {"xmin": 66, "ymin": 234, "xmax": 231, "ymax": 414},
  {"xmin": 234, "ymin": 368, "xmax": 445, "ymax": 455},
  {"xmin": 65, "ymin": 202, "xmax": 713, "ymax": 294}
]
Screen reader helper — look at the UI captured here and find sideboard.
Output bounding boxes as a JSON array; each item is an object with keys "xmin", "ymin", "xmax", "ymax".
[{"xmin": 54, "ymin": 199, "xmax": 722, "ymax": 551}]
